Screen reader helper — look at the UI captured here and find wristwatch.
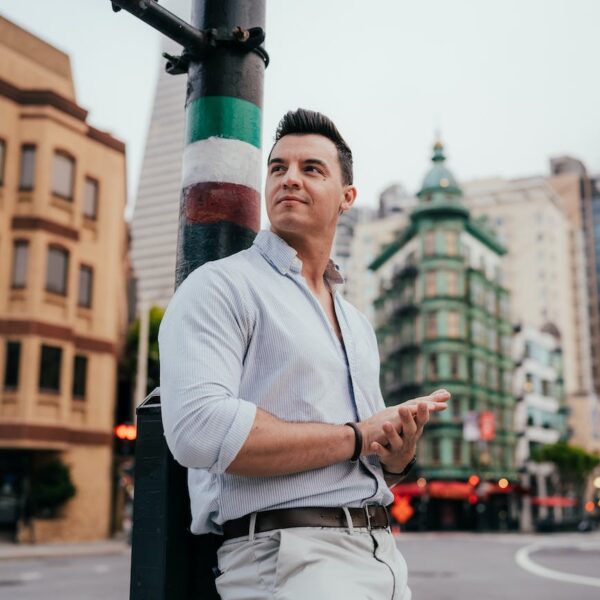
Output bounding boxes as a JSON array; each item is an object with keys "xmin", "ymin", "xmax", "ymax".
[{"xmin": 381, "ymin": 456, "xmax": 416, "ymax": 479}]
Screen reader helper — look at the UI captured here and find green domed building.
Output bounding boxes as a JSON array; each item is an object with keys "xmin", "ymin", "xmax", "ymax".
[{"xmin": 370, "ymin": 140, "xmax": 517, "ymax": 530}]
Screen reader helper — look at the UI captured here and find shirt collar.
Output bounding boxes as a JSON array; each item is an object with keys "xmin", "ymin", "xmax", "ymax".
[{"xmin": 253, "ymin": 230, "xmax": 345, "ymax": 290}]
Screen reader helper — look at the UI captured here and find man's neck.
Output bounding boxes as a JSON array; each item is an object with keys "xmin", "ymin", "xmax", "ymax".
[{"xmin": 271, "ymin": 227, "xmax": 334, "ymax": 291}]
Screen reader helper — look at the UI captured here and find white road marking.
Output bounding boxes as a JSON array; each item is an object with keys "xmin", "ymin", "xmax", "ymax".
[
  {"xmin": 20, "ymin": 571, "xmax": 42, "ymax": 582},
  {"xmin": 93, "ymin": 564, "xmax": 110, "ymax": 574},
  {"xmin": 515, "ymin": 542, "xmax": 600, "ymax": 588}
]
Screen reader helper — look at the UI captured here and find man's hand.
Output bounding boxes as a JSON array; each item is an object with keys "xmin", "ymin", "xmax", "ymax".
[
  {"xmin": 356, "ymin": 389, "xmax": 449, "ymax": 456},
  {"xmin": 370, "ymin": 403, "xmax": 429, "ymax": 474}
]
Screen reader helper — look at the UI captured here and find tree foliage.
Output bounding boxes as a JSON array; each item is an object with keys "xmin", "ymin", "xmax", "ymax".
[
  {"xmin": 532, "ymin": 441, "xmax": 600, "ymax": 487},
  {"xmin": 125, "ymin": 305, "xmax": 165, "ymax": 395},
  {"xmin": 31, "ymin": 459, "xmax": 76, "ymax": 517}
]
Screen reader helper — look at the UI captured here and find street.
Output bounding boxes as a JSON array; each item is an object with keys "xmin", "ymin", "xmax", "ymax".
[{"xmin": 0, "ymin": 532, "xmax": 599, "ymax": 599}]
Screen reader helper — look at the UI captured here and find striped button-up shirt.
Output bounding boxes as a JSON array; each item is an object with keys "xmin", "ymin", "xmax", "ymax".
[{"xmin": 159, "ymin": 230, "xmax": 394, "ymax": 535}]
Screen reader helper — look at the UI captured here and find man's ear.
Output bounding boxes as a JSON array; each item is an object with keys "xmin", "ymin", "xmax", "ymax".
[{"xmin": 339, "ymin": 185, "xmax": 358, "ymax": 214}]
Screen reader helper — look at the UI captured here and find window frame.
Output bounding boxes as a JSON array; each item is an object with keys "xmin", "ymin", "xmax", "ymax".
[
  {"xmin": 18, "ymin": 144, "xmax": 36, "ymax": 191},
  {"xmin": 72, "ymin": 354, "xmax": 88, "ymax": 399},
  {"xmin": 45, "ymin": 244, "xmax": 70, "ymax": 296},
  {"xmin": 3, "ymin": 340, "xmax": 21, "ymax": 391},
  {"xmin": 83, "ymin": 176, "xmax": 99, "ymax": 220},
  {"xmin": 38, "ymin": 344, "xmax": 63, "ymax": 394},
  {"xmin": 0, "ymin": 138, "xmax": 6, "ymax": 186},
  {"xmin": 51, "ymin": 149, "xmax": 76, "ymax": 201},
  {"xmin": 77, "ymin": 264, "xmax": 94, "ymax": 308},
  {"xmin": 11, "ymin": 239, "xmax": 29, "ymax": 289}
]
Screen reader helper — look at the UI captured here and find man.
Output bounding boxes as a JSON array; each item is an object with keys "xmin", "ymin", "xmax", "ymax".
[{"xmin": 159, "ymin": 108, "xmax": 450, "ymax": 599}]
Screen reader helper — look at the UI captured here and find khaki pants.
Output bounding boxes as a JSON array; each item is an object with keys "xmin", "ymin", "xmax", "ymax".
[{"xmin": 215, "ymin": 521, "xmax": 411, "ymax": 600}]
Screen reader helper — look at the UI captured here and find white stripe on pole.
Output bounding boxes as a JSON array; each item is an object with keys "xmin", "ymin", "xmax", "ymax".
[{"xmin": 181, "ymin": 137, "xmax": 262, "ymax": 192}]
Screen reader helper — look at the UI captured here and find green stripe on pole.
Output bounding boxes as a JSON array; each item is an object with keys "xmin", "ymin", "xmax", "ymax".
[{"xmin": 185, "ymin": 96, "xmax": 262, "ymax": 148}]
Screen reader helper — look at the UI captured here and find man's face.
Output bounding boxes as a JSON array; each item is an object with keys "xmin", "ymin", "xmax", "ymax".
[{"xmin": 265, "ymin": 134, "xmax": 356, "ymax": 238}]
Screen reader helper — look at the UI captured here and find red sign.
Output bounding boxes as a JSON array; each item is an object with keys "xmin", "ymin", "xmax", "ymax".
[
  {"xmin": 391, "ymin": 496, "xmax": 414, "ymax": 524},
  {"xmin": 479, "ymin": 411, "xmax": 496, "ymax": 441}
]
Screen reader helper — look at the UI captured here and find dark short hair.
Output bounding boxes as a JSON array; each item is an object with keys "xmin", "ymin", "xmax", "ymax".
[{"xmin": 269, "ymin": 108, "xmax": 353, "ymax": 185}]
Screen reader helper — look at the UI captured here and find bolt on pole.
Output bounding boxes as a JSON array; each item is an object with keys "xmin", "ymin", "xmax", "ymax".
[{"xmin": 108, "ymin": 2, "xmax": 267, "ymax": 598}]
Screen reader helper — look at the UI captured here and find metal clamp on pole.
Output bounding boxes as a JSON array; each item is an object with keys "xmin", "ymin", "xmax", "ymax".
[{"xmin": 110, "ymin": 0, "xmax": 269, "ymax": 74}]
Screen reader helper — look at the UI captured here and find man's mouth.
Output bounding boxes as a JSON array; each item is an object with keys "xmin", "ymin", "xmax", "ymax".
[{"xmin": 277, "ymin": 195, "xmax": 306, "ymax": 204}]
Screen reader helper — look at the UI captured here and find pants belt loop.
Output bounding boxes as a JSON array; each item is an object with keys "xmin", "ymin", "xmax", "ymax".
[
  {"xmin": 248, "ymin": 512, "xmax": 258, "ymax": 542},
  {"xmin": 342, "ymin": 506, "xmax": 354, "ymax": 535}
]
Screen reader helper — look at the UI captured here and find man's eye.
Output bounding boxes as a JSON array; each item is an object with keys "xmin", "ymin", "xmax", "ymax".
[
  {"xmin": 305, "ymin": 166, "xmax": 322, "ymax": 174},
  {"xmin": 270, "ymin": 165, "xmax": 285, "ymax": 173}
]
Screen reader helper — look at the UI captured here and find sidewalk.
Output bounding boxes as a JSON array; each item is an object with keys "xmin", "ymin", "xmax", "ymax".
[{"xmin": 0, "ymin": 539, "xmax": 130, "ymax": 561}]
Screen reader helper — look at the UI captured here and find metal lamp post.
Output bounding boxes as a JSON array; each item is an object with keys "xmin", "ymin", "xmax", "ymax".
[{"xmin": 108, "ymin": 2, "xmax": 267, "ymax": 598}]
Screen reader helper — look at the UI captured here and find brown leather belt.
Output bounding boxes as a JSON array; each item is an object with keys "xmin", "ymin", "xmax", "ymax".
[{"xmin": 222, "ymin": 505, "xmax": 390, "ymax": 540}]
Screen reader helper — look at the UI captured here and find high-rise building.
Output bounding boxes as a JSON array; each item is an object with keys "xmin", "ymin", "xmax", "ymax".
[
  {"xmin": 130, "ymin": 0, "xmax": 190, "ymax": 311},
  {"xmin": 0, "ymin": 17, "xmax": 129, "ymax": 542},
  {"xmin": 370, "ymin": 141, "xmax": 516, "ymax": 530},
  {"xmin": 462, "ymin": 175, "xmax": 600, "ymax": 454}
]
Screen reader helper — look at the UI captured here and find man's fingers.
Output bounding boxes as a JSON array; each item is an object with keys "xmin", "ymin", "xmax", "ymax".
[
  {"xmin": 371, "ymin": 441, "xmax": 392, "ymax": 458},
  {"xmin": 415, "ymin": 402, "xmax": 430, "ymax": 429},
  {"xmin": 382, "ymin": 421, "xmax": 404, "ymax": 451},
  {"xmin": 398, "ymin": 406, "xmax": 417, "ymax": 436}
]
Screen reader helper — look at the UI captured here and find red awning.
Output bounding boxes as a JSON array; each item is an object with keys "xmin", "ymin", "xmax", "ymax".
[
  {"xmin": 531, "ymin": 496, "xmax": 577, "ymax": 508},
  {"xmin": 392, "ymin": 483, "xmax": 425, "ymax": 498},
  {"xmin": 485, "ymin": 483, "xmax": 514, "ymax": 495},
  {"xmin": 428, "ymin": 481, "xmax": 473, "ymax": 500}
]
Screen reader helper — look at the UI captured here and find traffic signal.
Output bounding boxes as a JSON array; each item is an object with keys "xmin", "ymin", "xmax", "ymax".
[{"xmin": 114, "ymin": 423, "xmax": 137, "ymax": 456}]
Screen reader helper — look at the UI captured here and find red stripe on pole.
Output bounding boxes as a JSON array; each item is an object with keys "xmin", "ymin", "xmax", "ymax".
[{"xmin": 183, "ymin": 182, "xmax": 260, "ymax": 232}]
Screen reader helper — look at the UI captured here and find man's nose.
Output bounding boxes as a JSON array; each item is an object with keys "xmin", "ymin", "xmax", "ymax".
[{"xmin": 282, "ymin": 165, "xmax": 302, "ymax": 189}]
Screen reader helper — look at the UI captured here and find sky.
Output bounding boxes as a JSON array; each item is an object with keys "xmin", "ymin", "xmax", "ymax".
[{"xmin": 2, "ymin": 0, "xmax": 599, "ymax": 216}]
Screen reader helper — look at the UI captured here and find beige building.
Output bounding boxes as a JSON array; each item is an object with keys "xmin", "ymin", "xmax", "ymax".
[
  {"xmin": 462, "ymin": 177, "xmax": 600, "ymax": 453},
  {"xmin": 342, "ymin": 213, "xmax": 408, "ymax": 323},
  {"xmin": 0, "ymin": 17, "xmax": 129, "ymax": 541}
]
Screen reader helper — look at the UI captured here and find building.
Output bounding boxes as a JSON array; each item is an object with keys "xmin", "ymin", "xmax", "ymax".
[
  {"xmin": 549, "ymin": 157, "xmax": 600, "ymax": 401},
  {"xmin": 462, "ymin": 176, "xmax": 600, "ymax": 455},
  {"xmin": 370, "ymin": 141, "xmax": 517, "ymax": 530},
  {"xmin": 130, "ymin": 0, "xmax": 190, "ymax": 312},
  {"xmin": 332, "ymin": 206, "xmax": 376, "ymax": 292},
  {"xmin": 333, "ymin": 184, "xmax": 416, "ymax": 322},
  {"xmin": 0, "ymin": 17, "xmax": 129, "ymax": 542},
  {"xmin": 512, "ymin": 325, "xmax": 571, "ymax": 531},
  {"xmin": 342, "ymin": 213, "xmax": 408, "ymax": 323}
]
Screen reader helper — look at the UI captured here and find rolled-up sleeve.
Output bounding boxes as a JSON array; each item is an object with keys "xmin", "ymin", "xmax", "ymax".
[{"xmin": 158, "ymin": 265, "xmax": 257, "ymax": 474}]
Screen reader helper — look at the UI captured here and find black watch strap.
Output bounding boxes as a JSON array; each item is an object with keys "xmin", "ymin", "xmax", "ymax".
[
  {"xmin": 345, "ymin": 422, "xmax": 362, "ymax": 462},
  {"xmin": 382, "ymin": 455, "xmax": 416, "ymax": 478}
]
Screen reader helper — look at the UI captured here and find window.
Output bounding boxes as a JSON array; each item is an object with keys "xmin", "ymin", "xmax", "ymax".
[
  {"xmin": 0, "ymin": 139, "xmax": 5, "ymax": 185},
  {"xmin": 447, "ymin": 271, "xmax": 458, "ymax": 295},
  {"xmin": 46, "ymin": 246, "xmax": 69, "ymax": 295},
  {"xmin": 426, "ymin": 312, "xmax": 438, "ymax": 338},
  {"xmin": 11, "ymin": 241, "xmax": 29, "ymax": 289},
  {"xmin": 431, "ymin": 438, "xmax": 441, "ymax": 465},
  {"xmin": 72, "ymin": 355, "xmax": 88, "ymax": 399},
  {"xmin": 78, "ymin": 265, "xmax": 93, "ymax": 308},
  {"xmin": 84, "ymin": 177, "xmax": 98, "ymax": 219},
  {"xmin": 19, "ymin": 144, "xmax": 36, "ymax": 190},
  {"xmin": 39, "ymin": 344, "xmax": 62, "ymax": 393},
  {"xmin": 3, "ymin": 341, "xmax": 21, "ymax": 390},
  {"xmin": 425, "ymin": 271, "xmax": 436, "ymax": 296},
  {"xmin": 424, "ymin": 231, "xmax": 435, "ymax": 255},
  {"xmin": 450, "ymin": 354, "xmax": 460, "ymax": 379},
  {"xmin": 428, "ymin": 354, "xmax": 438, "ymax": 379},
  {"xmin": 51, "ymin": 152, "xmax": 75, "ymax": 200},
  {"xmin": 447, "ymin": 311, "xmax": 460, "ymax": 337},
  {"xmin": 453, "ymin": 439, "xmax": 462, "ymax": 465},
  {"xmin": 445, "ymin": 230, "xmax": 458, "ymax": 255}
]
